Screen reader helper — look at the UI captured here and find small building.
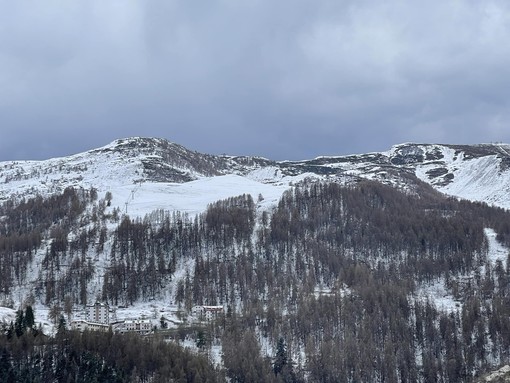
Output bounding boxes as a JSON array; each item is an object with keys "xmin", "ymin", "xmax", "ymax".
[
  {"xmin": 70, "ymin": 319, "xmax": 109, "ymax": 332},
  {"xmin": 71, "ymin": 319, "xmax": 88, "ymax": 331},
  {"xmin": 112, "ymin": 319, "xmax": 152, "ymax": 335},
  {"xmin": 191, "ymin": 306, "xmax": 205, "ymax": 315},
  {"xmin": 191, "ymin": 305, "xmax": 224, "ymax": 320},
  {"xmin": 203, "ymin": 305, "xmax": 223, "ymax": 320}
]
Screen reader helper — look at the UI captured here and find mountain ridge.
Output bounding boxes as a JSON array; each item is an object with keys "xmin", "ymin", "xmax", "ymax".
[{"xmin": 1, "ymin": 137, "xmax": 510, "ymax": 212}]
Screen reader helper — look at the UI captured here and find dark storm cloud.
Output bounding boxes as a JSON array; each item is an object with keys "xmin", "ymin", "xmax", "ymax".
[{"xmin": 1, "ymin": 1, "xmax": 510, "ymax": 161}]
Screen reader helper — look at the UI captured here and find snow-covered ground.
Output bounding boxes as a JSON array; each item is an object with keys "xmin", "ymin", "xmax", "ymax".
[
  {"xmin": 114, "ymin": 301, "xmax": 183, "ymax": 325},
  {"xmin": 0, "ymin": 140, "xmax": 293, "ymax": 220},
  {"xmin": 0, "ymin": 305, "xmax": 53, "ymax": 335},
  {"xmin": 3, "ymin": 139, "xmax": 510, "ymax": 213},
  {"xmin": 439, "ymin": 155, "xmax": 510, "ymax": 210},
  {"xmin": 0, "ymin": 306, "xmax": 16, "ymax": 325},
  {"xmin": 110, "ymin": 174, "xmax": 290, "ymax": 219},
  {"xmin": 416, "ymin": 278, "xmax": 460, "ymax": 313},
  {"xmin": 485, "ymin": 228, "xmax": 509, "ymax": 266},
  {"xmin": 415, "ymin": 145, "xmax": 510, "ymax": 210}
]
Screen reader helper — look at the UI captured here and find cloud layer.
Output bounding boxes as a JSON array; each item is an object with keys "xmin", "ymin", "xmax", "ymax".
[{"xmin": 1, "ymin": 1, "xmax": 510, "ymax": 161}]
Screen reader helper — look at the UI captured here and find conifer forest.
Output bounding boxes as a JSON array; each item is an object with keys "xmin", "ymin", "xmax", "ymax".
[{"xmin": 2, "ymin": 179, "xmax": 510, "ymax": 382}]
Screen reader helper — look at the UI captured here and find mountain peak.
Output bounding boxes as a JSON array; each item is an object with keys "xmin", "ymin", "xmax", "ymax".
[{"xmin": 2, "ymin": 138, "xmax": 510, "ymax": 210}]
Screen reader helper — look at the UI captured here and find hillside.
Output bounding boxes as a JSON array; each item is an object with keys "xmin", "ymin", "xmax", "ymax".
[
  {"xmin": 2, "ymin": 137, "xmax": 510, "ymax": 382},
  {"xmin": 2, "ymin": 138, "xmax": 510, "ymax": 213}
]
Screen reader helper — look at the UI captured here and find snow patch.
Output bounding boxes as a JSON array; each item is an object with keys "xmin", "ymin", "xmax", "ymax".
[
  {"xmin": 416, "ymin": 279, "xmax": 460, "ymax": 313},
  {"xmin": 485, "ymin": 228, "xmax": 509, "ymax": 266},
  {"xmin": 0, "ymin": 307, "xmax": 16, "ymax": 325}
]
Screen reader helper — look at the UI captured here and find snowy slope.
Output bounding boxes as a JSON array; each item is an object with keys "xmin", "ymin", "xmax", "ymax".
[
  {"xmin": 0, "ymin": 138, "xmax": 290, "ymax": 218},
  {"xmin": 0, "ymin": 307, "xmax": 16, "ymax": 325},
  {"xmin": 1, "ymin": 137, "xmax": 510, "ymax": 218},
  {"xmin": 111, "ymin": 175, "xmax": 290, "ymax": 219},
  {"xmin": 413, "ymin": 144, "xmax": 510, "ymax": 209}
]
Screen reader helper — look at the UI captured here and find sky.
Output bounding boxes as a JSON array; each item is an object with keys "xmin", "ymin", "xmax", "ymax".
[{"xmin": 1, "ymin": 1, "xmax": 510, "ymax": 162}]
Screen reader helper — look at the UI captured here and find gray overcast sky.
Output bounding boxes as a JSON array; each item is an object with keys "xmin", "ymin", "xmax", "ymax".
[{"xmin": 1, "ymin": 1, "xmax": 510, "ymax": 161}]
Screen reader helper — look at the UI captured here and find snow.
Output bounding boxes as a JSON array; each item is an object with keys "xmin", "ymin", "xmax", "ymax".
[
  {"xmin": 0, "ymin": 305, "xmax": 53, "ymax": 335},
  {"xmin": 0, "ymin": 142, "xmax": 292, "ymax": 219},
  {"xmin": 416, "ymin": 278, "xmax": 460, "ymax": 313},
  {"xmin": 415, "ymin": 146, "xmax": 510, "ymax": 210},
  {"xmin": 0, "ymin": 307, "xmax": 16, "ymax": 325},
  {"xmin": 32, "ymin": 305, "xmax": 54, "ymax": 335},
  {"xmin": 3, "ymin": 139, "xmax": 510, "ymax": 215},
  {"xmin": 114, "ymin": 174, "xmax": 289, "ymax": 219},
  {"xmin": 114, "ymin": 301, "xmax": 183, "ymax": 327},
  {"xmin": 485, "ymin": 228, "xmax": 509, "ymax": 266},
  {"xmin": 246, "ymin": 166, "xmax": 285, "ymax": 183},
  {"xmin": 440, "ymin": 155, "xmax": 507, "ymax": 206},
  {"xmin": 209, "ymin": 344, "xmax": 223, "ymax": 368}
]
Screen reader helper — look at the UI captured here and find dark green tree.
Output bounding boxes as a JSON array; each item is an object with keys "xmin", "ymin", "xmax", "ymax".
[
  {"xmin": 57, "ymin": 314, "xmax": 67, "ymax": 335},
  {"xmin": 24, "ymin": 305, "xmax": 35, "ymax": 330},
  {"xmin": 274, "ymin": 337, "xmax": 288, "ymax": 375},
  {"xmin": 196, "ymin": 329, "xmax": 207, "ymax": 349},
  {"xmin": 14, "ymin": 309, "xmax": 25, "ymax": 337},
  {"xmin": 6, "ymin": 322, "xmax": 14, "ymax": 340},
  {"xmin": 274, "ymin": 337, "xmax": 297, "ymax": 382}
]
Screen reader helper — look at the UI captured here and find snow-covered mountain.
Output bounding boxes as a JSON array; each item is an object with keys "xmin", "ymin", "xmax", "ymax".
[
  {"xmin": 3, "ymin": 137, "xmax": 510, "ymax": 381},
  {"xmin": 1, "ymin": 137, "xmax": 510, "ymax": 215}
]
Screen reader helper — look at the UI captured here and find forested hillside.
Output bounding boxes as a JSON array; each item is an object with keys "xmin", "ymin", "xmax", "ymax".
[
  {"xmin": 2, "ymin": 175, "xmax": 510, "ymax": 381},
  {"xmin": 0, "ymin": 311, "xmax": 219, "ymax": 382}
]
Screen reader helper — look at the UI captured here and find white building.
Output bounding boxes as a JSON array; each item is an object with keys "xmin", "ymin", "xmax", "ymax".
[
  {"xmin": 191, "ymin": 305, "xmax": 205, "ymax": 316},
  {"xmin": 203, "ymin": 305, "xmax": 223, "ymax": 320},
  {"xmin": 70, "ymin": 319, "xmax": 109, "ymax": 332},
  {"xmin": 71, "ymin": 301, "xmax": 113, "ymax": 332},
  {"xmin": 86, "ymin": 301, "xmax": 110, "ymax": 324},
  {"xmin": 191, "ymin": 305, "xmax": 224, "ymax": 320},
  {"xmin": 112, "ymin": 319, "xmax": 152, "ymax": 335}
]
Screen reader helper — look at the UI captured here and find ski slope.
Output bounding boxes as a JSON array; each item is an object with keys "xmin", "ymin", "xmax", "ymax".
[{"xmin": 108, "ymin": 174, "xmax": 290, "ymax": 219}]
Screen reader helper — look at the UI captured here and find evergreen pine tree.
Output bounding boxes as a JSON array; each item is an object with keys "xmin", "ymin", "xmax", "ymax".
[
  {"xmin": 24, "ymin": 305, "xmax": 35, "ymax": 330},
  {"xmin": 57, "ymin": 314, "xmax": 67, "ymax": 334},
  {"xmin": 274, "ymin": 337, "xmax": 297, "ymax": 382},
  {"xmin": 196, "ymin": 329, "xmax": 207, "ymax": 349},
  {"xmin": 14, "ymin": 309, "xmax": 25, "ymax": 337},
  {"xmin": 274, "ymin": 337, "xmax": 288, "ymax": 376}
]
